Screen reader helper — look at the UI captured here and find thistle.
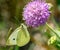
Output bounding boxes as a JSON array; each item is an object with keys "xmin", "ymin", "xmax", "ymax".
[{"xmin": 23, "ymin": 0, "xmax": 51, "ymax": 27}]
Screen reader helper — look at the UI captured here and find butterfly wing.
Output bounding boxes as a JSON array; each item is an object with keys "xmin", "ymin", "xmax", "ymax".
[
  {"xmin": 6, "ymin": 24, "xmax": 30, "ymax": 47},
  {"xmin": 16, "ymin": 24, "xmax": 30, "ymax": 47},
  {"xmin": 6, "ymin": 26, "xmax": 21, "ymax": 45}
]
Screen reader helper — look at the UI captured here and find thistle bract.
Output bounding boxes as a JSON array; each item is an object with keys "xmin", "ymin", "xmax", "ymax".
[{"xmin": 23, "ymin": 0, "xmax": 51, "ymax": 27}]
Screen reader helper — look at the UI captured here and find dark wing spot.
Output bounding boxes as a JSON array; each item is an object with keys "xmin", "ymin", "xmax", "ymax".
[{"xmin": 13, "ymin": 38, "xmax": 15, "ymax": 40}]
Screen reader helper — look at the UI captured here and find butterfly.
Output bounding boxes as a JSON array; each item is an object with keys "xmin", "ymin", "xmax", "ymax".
[{"xmin": 6, "ymin": 24, "xmax": 30, "ymax": 47}]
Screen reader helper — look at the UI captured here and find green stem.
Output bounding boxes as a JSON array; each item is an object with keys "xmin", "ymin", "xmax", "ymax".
[
  {"xmin": 15, "ymin": 46, "xmax": 19, "ymax": 50},
  {"xmin": 46, "ymin": 23, "xmax": 60, "ymax": 38}
]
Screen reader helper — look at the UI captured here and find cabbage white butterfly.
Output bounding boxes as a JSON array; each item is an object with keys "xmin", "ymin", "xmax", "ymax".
[{"xmin": 6, "ymin": 24, "xmax": 30, "ymax": 47}]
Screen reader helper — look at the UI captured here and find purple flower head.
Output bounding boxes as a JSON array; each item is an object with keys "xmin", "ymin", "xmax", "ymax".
[{"xmin": 23, "ymin": 0, "xmax": 51, "ymax": 27}]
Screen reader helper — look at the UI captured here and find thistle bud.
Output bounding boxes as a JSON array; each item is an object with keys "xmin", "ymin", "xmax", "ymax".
[{"xmin": 48, "ymin": 35, "xmax": 57, "ymax": 45}]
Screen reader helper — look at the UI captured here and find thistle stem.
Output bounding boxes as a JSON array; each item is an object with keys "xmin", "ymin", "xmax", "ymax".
[{"xmin": 46, "ymin": 23, "xmax": 60, "ymax": 38}]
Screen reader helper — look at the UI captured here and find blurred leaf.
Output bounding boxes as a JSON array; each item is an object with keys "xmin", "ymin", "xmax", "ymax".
[
  {"xmin": 0, "ymin": 22, "xmax": 6, "ymax": 29},
  {"xmin": 56, "ymin": 0, "xmax": 60, "ymax": 5},
  {"xmin": 9, "ymin": 47, "xmax": 14, "ymax": 50},
  {"xmin": 28, "ymin": 43, "xmax": 35, "ymax": 50}
]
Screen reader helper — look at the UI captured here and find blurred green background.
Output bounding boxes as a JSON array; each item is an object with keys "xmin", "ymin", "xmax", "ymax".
[{"xmin": 0, "ymin": 0, "xmax": 60, "ymax": 50}]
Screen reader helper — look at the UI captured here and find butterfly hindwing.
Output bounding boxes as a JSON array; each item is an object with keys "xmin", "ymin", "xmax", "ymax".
[{"xmin": 17, "ymin": 24, "xmax": 30, "ymax": 46}]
